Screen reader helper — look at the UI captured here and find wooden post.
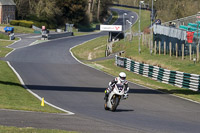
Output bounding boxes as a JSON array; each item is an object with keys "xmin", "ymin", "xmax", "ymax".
[
  {"xmin": 148, "ymin": 38, "xmax": 151, "ymax": 48},
  {"xmin": 154, "ymin": 41, "xmax": 157, "ymax": 55},
  {"xmin": 189, "ymin": 44, "xmax": 192, "ymax": 60},
  {"xmin": 145, "ymin": 34, "xmax": 147, "ymax": 47},
  {"xmin": 169, "ymin": 42, "xmax": 172, "ymax": 57},
  {"xmin": 159, "ymin": 41, "xmax": 161, "ymax": 55},
  {"xmin": 142, "ymin": 34, "xmax": 144, "ymax": 46},
  {"xmin": 164, "ymin": 41, "xmax": 166, "ymax": 55},
  {"xmin": 176, "ymin": 43, "xmax": 178, "ymax": 58},
  {"xmin": 182, "ymin": 44, "xmax": 184, "ymax": 60},
  {"xmin": 197, "ymin": 44, "xmax": 199, "ymax": 62}
]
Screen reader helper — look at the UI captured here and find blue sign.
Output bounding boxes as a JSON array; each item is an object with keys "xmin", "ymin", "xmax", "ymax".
[{"xmin": 4, "ymin": 27, "xmax": 14, "ymax": 32}]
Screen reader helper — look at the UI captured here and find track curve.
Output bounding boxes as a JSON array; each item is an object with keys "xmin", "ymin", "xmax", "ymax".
[{"xmin": 5, "ymin": 8, "xmax": 200, "ymax": 133}]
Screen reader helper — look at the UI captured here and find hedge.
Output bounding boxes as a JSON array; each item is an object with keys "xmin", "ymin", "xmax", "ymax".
[
  {"xmin": 10, "ymin": 20, "xmax": 57, "ymax": 29},
  {"xmin": 10, "ymin": 20, "xmax": 20, "ymax": 26},
  {"xmin": 10, "ymin": 20, "xmax": 34, "ymax": 28}
]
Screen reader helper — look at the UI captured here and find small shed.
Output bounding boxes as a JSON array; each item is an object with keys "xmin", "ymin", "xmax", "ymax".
[{"xmin": 0, "ymin": 0, "xmax": 16, "ymax": 24}]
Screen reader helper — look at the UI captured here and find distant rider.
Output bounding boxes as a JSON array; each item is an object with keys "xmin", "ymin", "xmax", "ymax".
[{"xmin": 104, "ymin": 72, "xmax": 129, "ymax": 100}]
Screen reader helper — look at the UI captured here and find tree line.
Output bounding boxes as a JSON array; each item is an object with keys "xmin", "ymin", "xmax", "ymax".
[
  {"xmin": 115, "ymin": 0, "xmax": 200, "ymax": 22},
  {"xmin": 14, "ymin": 0, "xmax": 113, "ymax": 28}
]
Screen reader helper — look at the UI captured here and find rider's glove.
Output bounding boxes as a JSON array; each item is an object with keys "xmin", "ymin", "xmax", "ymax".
[{"xmin": 123, "ymin": 93, "xmax": 128, "ymax": 99}]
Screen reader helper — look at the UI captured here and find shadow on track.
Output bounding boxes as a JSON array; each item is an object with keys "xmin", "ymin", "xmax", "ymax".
[
  {"xmin": 114, "ymin": 109, "xmax": 134, "ymax": 112},
  {"xmin": 26, "ymin": 85, "xmax": 163, "ymax": 94},
  {"xmin": 1, "ymin": 80, "xmax": 198, "ymax": 95}
]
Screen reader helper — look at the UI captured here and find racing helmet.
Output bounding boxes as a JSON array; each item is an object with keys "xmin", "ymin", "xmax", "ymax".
[{"xmin": 119, "ymin": 72, "xmax": 126, "ymax": 81}]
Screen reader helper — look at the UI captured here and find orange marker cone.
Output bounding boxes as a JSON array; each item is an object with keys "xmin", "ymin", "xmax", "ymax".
[{"xmin": 41, "ymin": 98, "xmax": 44, "ymax": 107}]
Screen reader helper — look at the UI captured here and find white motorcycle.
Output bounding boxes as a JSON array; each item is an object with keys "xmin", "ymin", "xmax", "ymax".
[{"xmin": 104, "ymin": 84, "xmax": 126, "ymax": 111}]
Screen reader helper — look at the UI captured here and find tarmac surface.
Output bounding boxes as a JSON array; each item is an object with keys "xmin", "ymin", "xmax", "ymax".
[{"xmin": 1, "ymin": 8, "xmax": 200, "ymax": 133}]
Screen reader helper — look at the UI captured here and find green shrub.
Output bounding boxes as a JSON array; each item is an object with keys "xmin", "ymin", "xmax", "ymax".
[
  {"xmin": 33, "ymin": 21, "xmax": 48, "ymax": 29},
  {"xmin": 19, "ymin": 20, "xmax": 34, "ymax": 28},
  {"xmin": 10, "ymin": 20, "xmax": 20, "ymax": 26},
  {"xmin": 33, "ymin": 21, "xmax": 57, "ymax": 29},
  {"xmin": 10, "ymin": 19, "xmax": 57, "ymax": 29},
  {"xmin": 10, "ymin": 20, "xmax": 34, "ymax": 28}
]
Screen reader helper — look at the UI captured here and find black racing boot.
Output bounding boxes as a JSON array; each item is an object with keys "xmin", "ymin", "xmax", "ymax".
[{"xmin": 104, "ymin": 90, "xmax": 109, "ymax": 101}]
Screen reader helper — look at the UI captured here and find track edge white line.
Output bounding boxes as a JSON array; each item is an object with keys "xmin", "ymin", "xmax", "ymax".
[{"xmin": 4, "ymin": 41, "xmax": 75, "ymax": 115}]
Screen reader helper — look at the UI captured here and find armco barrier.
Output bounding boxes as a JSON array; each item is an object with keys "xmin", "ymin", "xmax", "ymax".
[
  {"xmin": 115, "ymin": 55, "xmax": 200, "ymax": 91},
  {"xmin": 48, "ymin": 32, "xmax": 73, "ymax": 40}
]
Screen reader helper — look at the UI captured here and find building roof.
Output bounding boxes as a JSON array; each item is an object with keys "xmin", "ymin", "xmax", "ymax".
[{"xmin": 0, "ymin": 0, "xmax": 16, "ymax": 6}]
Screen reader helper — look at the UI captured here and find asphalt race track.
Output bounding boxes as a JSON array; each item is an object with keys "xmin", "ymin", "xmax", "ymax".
[{"xmin": 2, "ymin": 8, "xmax": 200, "ymax": 133}]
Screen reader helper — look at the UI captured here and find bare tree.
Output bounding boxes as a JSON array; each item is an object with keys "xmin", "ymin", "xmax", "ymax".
[{"xmin": 97, "ymin": 0, "xmax": 101, "ymax": 21}]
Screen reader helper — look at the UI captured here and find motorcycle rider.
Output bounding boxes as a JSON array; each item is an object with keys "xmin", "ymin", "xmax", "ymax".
[{"xmin": 104, "ymin": 72, "xmax": 129, "ymax": 100}]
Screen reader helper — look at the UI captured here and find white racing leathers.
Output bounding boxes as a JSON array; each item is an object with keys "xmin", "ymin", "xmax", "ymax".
[{"xmin": 106, "ymin": 77, "xmax": 129, "ymax": 99}]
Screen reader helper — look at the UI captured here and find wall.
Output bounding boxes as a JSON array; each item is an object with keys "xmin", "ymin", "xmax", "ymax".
[{"xmin": 1, "ymin": 5, "xmax": 15, "ymax": 24}]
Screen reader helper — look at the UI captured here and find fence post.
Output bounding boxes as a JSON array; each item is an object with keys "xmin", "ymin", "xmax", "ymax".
[
  {"xmin": 148, "ymin": 38, "xmax": 151, "ymax": 48},
  {"xmin": 176, "ymin": 43, "xmax": 178, "ymax": 58},
  {"xmin": 142, "ymin": 34, "xmax": 144, "ymax": 46},
  {"xmin": 182, "ymin": 43, "xmax": 184, "ymax": 60},
  {"xmin": 145, "ymin": 34, "xmax": 147, "ymax": 47},
  {"xmin": 154, "ymin": 41, "xmax": 157, "ymax": 55},
  {"xmin": 159, "ymin": 41, "xmax": 161, "ymax": 55},
  {"xmin": 164, "ymin": 41, "xmax": 166, "ymax": 55},
  {"xmin": 169, "ymin": 42, "xmax": 172, "ymax": 57},
  {"xmin": 189, "ymin": 44, "xmax": 192, "ymax": 60},
  {"xmin": 197, "ymin": 44, "xmax": 199, "ymax": 62}
]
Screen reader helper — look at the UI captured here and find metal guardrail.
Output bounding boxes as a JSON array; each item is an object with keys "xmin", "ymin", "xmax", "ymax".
[
  {"xmin": 115, "ymin": 55, "xmax": 200, "ymax": 91},
  {"xmin": 162, "ymin": 14, "xmax": 198, "ymax": 28},
  {"xmin": 44, "ymin": 32, "xmax": 73, "ymax": 40}
]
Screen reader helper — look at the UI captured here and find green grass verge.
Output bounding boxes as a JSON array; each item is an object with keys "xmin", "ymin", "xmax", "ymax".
[
  {"xmin": 73, "ymin": 31, "xmax": 100, "ymax": 36},
  {"xmin": 71, "ymin": 36, "xmax": 107, "ymax": 61},
  {"xmin": 0, "ymin": 24, "xmax": 34, "ymax": 33},
  {"xmin": 0, "ymin": 126, "xmax": 77, "ymax": 133},
  {"xmin": 0, "ymin": 33, "xmax": 9, "ymax": 40},
  {"xmin": 0, "ymin": 33, "xmax": 20, "ymax": 40},
  {"xmin": 71, "ymin": 7, "xmax": 200, "ymax": 102},
  {"xmin": 109, "ymin": 10, "xmax": 119, "ymax": 25},
  {"xmin": 0, "ymin": 40, "xmax": 64, "ymax": 113}
]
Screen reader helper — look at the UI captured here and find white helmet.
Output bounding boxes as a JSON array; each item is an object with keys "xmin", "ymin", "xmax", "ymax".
[{"xmin": 119, "ymin": 72, "xmax": 126, "ymax": 81}]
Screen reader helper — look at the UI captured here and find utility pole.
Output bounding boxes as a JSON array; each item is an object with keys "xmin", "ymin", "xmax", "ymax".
[
  {"xmin": 139, "ymin": 1, "xmax": 144, "ymax": 54},
  {"xmin": 196, "ymin": 12, "xmax": 200, "ymax": 62},
  {"xmin": 150, "ymin": 0, "xmax": 156, "ymax": 55},
  {"xmin": 123, "ymin": 13, "xmax": 127, "ymax": 42}
]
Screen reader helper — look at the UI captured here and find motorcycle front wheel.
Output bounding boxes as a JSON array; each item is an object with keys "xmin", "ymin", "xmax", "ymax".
[{"xmin": 111, "ymin": 95, "xmax": 120, "ymax": 112}]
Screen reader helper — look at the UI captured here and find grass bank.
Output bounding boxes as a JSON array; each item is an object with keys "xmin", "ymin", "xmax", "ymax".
[
  {"xmin": 0, "ymin": 33, "xmax": 9, "ymax": 40},
  {"xmin": 0, "ymin": 126, "xmax": 77, "ymax": 133},
  {"xmin": 71, "ymin": 7, "xmax": 200, "ymax": 102},
  {"xmin": 72, "ymin": 36, "xmax": 107, "ymax": 61},
  {"xmin": 0, "ymin": 24, "xmax": 34, "ymax": 33},
  {"xmin": 0, "ymin": 40, "xmax": 64, "ymax": 113}
]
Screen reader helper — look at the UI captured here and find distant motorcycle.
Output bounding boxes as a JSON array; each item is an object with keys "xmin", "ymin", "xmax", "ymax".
[{"xmin": 104, "ymin": 84, "xmax": 126, "ymax": 111}]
